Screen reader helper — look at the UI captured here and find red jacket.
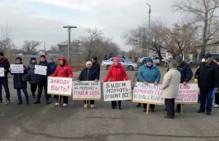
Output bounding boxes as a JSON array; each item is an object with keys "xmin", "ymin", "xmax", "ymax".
[
  {"xmin": 103, "ymin": 63, "xmax": 129, "ymax": 82},
  {"xmin": 52, "ymin": 57, "xmax": 73, "ymax": 78}
]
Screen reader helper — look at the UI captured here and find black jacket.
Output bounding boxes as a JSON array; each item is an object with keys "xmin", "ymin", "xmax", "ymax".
[
  {"xmin": 197, "ymin": 61, "xmax": 219, "ymax": 90},
  {"xmin": 12, "ymin": 64, "xmax": 28, "ymax": 89},
  {"xmin": 36, "ymin": 61, "xmax": 50, "ymax": 83},
  {"xmin": 177, "ymin": 61, "xmax": 193, "ymax": 83},
  {"xmin": 0, "ymin": 57, "xmax": 10, "ymax": 78},
  {"xmin": 92, "ymin": 62, "xmax": 100, "ymax": 79},
  {"xmin": 78, "ymin": 68, "xmax": 98, "ymax": 81}
]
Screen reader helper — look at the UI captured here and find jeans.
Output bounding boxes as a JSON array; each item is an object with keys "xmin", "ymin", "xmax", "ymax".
[
  {"xmin": 200, "ymin": 89, "xmax": 213, "ymax": 112},
  {"xmin": 17, "ymin": 89, "xmax": 29, "ymax": 104},
  {"xmin": 0, "ymin": 77, "xmax": 10, "ymax": 101}
]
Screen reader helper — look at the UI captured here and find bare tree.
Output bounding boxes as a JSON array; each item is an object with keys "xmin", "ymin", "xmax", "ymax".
[
  {"xmin": 22, "ymin": 40, "xmax": 41, "ymax": 54},
  {"xmin": 174, "ymin": 0, "xmax": 219, "ymax": 59}
]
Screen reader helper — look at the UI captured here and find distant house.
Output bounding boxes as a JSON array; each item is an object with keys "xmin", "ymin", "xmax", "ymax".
[{"xmin": 197, "ymin": 41, "xmax": 219, "ymax": 53}]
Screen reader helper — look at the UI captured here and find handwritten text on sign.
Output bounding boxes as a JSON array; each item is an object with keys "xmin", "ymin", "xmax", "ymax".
[
  {"xmin": 133, "ymin": 83, "xmax": 164, "ymax": 105},
  {"xmin": 10, "ymin": 64, "xmax": 24, "ymax": 74},
  {"xmin": 176, "ymin": 84, "xmax": 199, "ymax": 103},
  {"xmin": 103, "ymin": 81, "xmax": 132, "ymax": 101},
  {"xmin": 72, "ymin": 81, "xmax": 101, "ymax": 100},
  {"xmin": 34, "ymin": 65, "xmax": 47, "ymax": 75},
  {"xmin": 47, "ymin": 77, "xmax": 72, "ymax": 96}
]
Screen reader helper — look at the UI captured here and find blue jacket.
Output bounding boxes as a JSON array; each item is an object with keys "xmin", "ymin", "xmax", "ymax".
[{"xmin": 138, "ymin": 65, "xmax": 161, "ymax": 83}]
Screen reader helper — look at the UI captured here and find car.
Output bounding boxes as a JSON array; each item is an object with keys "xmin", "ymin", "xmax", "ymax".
[
  {"xmin": 138, "ymin": 57, "xmax": 167, "ymax": 64},
  {"xmin": 101, "ymin": 57, "xmax": 138, "ymax": 71}
]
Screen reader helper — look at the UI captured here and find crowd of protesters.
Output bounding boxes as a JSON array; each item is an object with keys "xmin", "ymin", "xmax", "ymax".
[{"xmin": 0, "ymin": 51, "xmax": 219, "ymax": 119}]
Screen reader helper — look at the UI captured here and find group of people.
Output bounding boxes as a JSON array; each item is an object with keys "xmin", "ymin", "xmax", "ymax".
[{"xmin": 0, "ymin": 51, "xmax": 219, "ymax": 119}]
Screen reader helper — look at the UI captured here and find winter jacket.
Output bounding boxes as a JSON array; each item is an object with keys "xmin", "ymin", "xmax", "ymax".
[
  {"xmin": 197, "ymin": 61, "xmax": 219, "ymax": 90},
  {"xmin": 36, "ymin": 61, "xmax": 50, "ymax": 83},
  {"xmin": 92, "ymin": 61, "xmax": 100, "ymax": 79},
  {"xmin": 103, "ymin": 63, "xmax": 129, "ymax": 82},
  {"xmin": 48, "ymin": 62, "xmax": 57, "ymax": 76},
  {"xmin": 52, "ymin": 61, "xmax": 73, "ymax": 78},
  {"xmin": 138, "ymin": 65, "xmax": 161, "ymax": 83},
  {"xmin": 177, "ymin": 61, "xmax": 193, "ymax": 83},
  {"xmin": 27, "ymin": 59, "xmax": 37, "ymax": 84},
  {"xmin": 0, "ymin": 57, "xmax": 10, "ymax": 78},
  {"xmin": 161, "ymin": 68, "xmax": 181, "ymax": 99},
  {"xmin": 78, "ymin": 68, "xmax": 98, "ymax": 81},
  {"xmin": 12, "ymin": 64, "xmax": 28, "ymax": 89}
]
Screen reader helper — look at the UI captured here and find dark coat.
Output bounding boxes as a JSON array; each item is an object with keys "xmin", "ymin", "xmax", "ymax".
[
  {"xmin": 197, "ymin": 61, "xmax": 219, "ymax": 90},
  {"xmin": 177, "ymin": 61, "xmax": 193, "ymax": 83},
  {"xmin": 13, "ymin": 65, "xmax": 27, "ymax": 89},
  {"xmin": 92, "ymin": 62, "xmax": 100, "ymax": 79},
  {"xmin": 36, "ymin": 61, "xmax": 50, "ymax": 83},
  {"xmin": 27, "ymin": 61, "xmax": 37, "ymax": 84},
  {"xmin": 48, "ymin": 62, "xmax": 57, "ymax": 75},
  {"xmin": 78, "ymin": 68, "xmax": 98, "ymax": 81},
  {"xmin": 0, "ymin": 57, "xmax": 10, "ymax": 78}
]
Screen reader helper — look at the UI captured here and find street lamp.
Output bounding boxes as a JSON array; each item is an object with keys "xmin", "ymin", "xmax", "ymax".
[{"xmin": 146, "ymin": 2, "xmax": 151, "ymax": 57}]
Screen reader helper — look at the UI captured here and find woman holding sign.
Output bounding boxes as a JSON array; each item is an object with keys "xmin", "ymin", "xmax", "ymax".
[
  {"xmin": 138, "ymin": 58, "xmax": 161, "ymax": 112},
  {"xmin": 161, "ymin": 60, "xmax": 181, "ymax": 119},
  {"xmin": 77, "ymin": 61, "xmax": 99, "ymax": 108},
  {"xmin": 11, "ymin": 57, "xmax": 29, "ymax": 105},
  {"xmin": 52, "ymin": 57, "xmax": 73, "ymax": 107},
  {"xmin": 103, "ymin": 57, "xmax": 129, "ymax": 109}
]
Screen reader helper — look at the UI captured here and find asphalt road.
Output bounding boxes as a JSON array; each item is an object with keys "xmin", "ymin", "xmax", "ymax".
[{"xmin": 0, "ymin": 67, "xmax": 219, "ymax": 141}]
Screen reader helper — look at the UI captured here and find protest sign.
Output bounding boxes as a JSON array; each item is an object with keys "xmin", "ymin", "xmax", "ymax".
[
  {"xmin": 0, "ymin": 68, "xmax": 4, "ymax": 77},
  {"xmin": 47, "ymin": 77, "xmax": 72, "ymax": 96},
  {"xmin": 34, "ymin": 65, "xmax": 47, "ymax": 75},
  {"xmin": 72, "ymin": 81, "xmax": 101, "ymax": 100},
  {"xmin": 176, "ymin": 84, "xmax": 199, "ymax": 104},
  {"xmin": 133, "ymin": 83, "xmax": 164, "ymax": 105},
  {"xmin": 10, "ymin": 64, "xmax": 24, "ymax": 74},
  {"xmin": 103, "ymin": 81, "xmax": 132, "ymax": 101}
]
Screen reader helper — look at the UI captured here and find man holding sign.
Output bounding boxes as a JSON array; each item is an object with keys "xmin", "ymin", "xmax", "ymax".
[
  {"xmin": 51, "ymin": 57, "xmax": 73, "ymax": 107},
  {"xmin": 138, "ymin": 58, "xmax": 161, "ymax": 112},
  {"xmin": 103, "ymin": 57, "xmax": 129, "ymax": 109}
]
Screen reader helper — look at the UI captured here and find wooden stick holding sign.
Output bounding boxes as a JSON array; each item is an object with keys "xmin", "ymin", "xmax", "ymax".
[
  {"xmin": 181, "ymin": 104, "xmax": 183, "ymax": 114},
  {"xmin": 146, "ymin": 103, "xmax": 150, "ymax": 115}
]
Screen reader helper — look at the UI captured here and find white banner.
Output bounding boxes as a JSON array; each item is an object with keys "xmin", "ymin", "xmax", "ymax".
[
  {"xmin": 72, "ymin": 81, "xmax": 101, "ymax": 100},
  {"xmin": 34, "ymin": 65, "xmax": 47, "ymax": 75},
  {"xmin": 47, "ymin": 77, "xmax": 72, "ymax": 96},
  {"xmin": 0, "ymin": 68, "xmax": 4, "ymax": 77},
  {"xmin": 103, "ymin": 81, "xmax": 132, "ymax": 101},
  {"xmin": 10, "ymin": 64, "xmax": 24, "ymax": 74}
]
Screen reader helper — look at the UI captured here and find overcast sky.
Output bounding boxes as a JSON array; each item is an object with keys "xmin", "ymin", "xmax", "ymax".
[{"xmin": 0, "ymin": 0, "xmax": 182, "ymax": 51}]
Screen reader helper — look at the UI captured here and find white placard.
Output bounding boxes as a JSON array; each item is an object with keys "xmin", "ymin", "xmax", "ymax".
[
  {"xmin": 10, "ymin": 64, "xmax": 24, "ymax": 74},
  {"xmin": 103, "ymin": 81, "xmax": 132, "ymax": 101},
  {"xmin": 0, "ymin": 68, "xmax": 4, "ymax": 77},
  {"xmin": 72, "ymin": 81, "xmax": 101, "ymax": 100},
  {"xmin": 47, "ymin": 77, "xmax": 72, "ymax": 96},
  {"xmin": 34, "ymin": 65, "xmax": 47, "ymax": 75}
]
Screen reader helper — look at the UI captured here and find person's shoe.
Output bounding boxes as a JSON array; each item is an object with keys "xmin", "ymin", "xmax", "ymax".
[
  {"xmin": 5, "ymin": 99, "xmax": 10, "ymax": 105},
  {"xmin": 165, "ymin": 116, "xmax": 174, "ymax": 119},
  {"xmin": 33, "ymin": 101, "xmax": 40, "ymax": 104},
  {"xmin": 55, "ymin": 103, "xmax": 59, "ymax": 106},
  {"xmin": 18, "ymin": 102, "xmax": 22, "ymax": 105},
  {"xmin": 112, "ymin": 107, "xmax": 116, "ymax": 109},
  {"xmin": 84, "ymin": 104, "xmax": 87, "ymax": 109},
  {"xmin": 63, "ymin": 103, "xmax": 68, "ymax": 107},
  {"xmin": 213, "ymin": 104, "xmax": 219, "ymax": 108},
  {"xmin": 196, "ymin": 110, "xmax": 205, "ymax": 113},
  {"xmin": 206, "ymin": 112, "xmax": 211, "ymax": 115},
  {"xmin": 91, "ymin": 104, "xmax": 95, "ymax": 108}
]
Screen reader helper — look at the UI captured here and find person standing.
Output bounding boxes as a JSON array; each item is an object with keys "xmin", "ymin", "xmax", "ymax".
[
  {"xmin": 175, "ymin": 56, "xmax": 193, "ymax": 113},
  {"xmin": 11, "ymin": 57, "xmax": 29, "ymax": 105},
  {"xmin": 34, "ymin": 55, "xmax": 50, "ymax": 104},
  {"xmin": 52, "ymin": 57, "xmax": 73, "ymax": 107},
  {"xmin": 196, "ymin": 53, "xmax": 219, "ymax": 115},
  {"xmin": 27, "ymin": 57, "xmax": 38, "ymax": 98},
  {"xmin": 48, "ymin": 57, "xmax": 57, "ymax": 76},
  {"xmin": 91, "ymin": 56, "xmax": 100, "ymax": 79},
  {"xmin": 0, "ymin": 52, "xmax": 11, "ymax": 104},
  {"xmin": 213, "ymin": 57, "xmax": 219, "ymax": 108},
  {"xmin": 161, "ymin": 60, "xmax": 181, "ymax": 119},
  {"xmin": 78, "ymin": 61, "xmax": 98, "ymax": 108},
  {"xmin": 103, "ymin": 57, "xmax": 129, "ymax": 109},
  {"xmin": 138, "ymin": 58, "xmax": 161, "ymax": 112}
]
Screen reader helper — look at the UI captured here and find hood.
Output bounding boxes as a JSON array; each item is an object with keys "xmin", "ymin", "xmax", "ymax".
[
  {"xmin": 58, "ymin": 57, "xmax": 67, "ymax": 65},
  {"xmin": 29, "ymin": 57, "xmax": 37, "ymax": 64}
]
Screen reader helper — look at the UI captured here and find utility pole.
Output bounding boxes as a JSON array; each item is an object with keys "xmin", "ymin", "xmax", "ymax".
[
  {"xmin": 146, "ymin": 2, "xmax": 151, "ymax": 57},
  {"xmin": 63, "ymin": 25, "xmax": 77, "ymax": 63}
]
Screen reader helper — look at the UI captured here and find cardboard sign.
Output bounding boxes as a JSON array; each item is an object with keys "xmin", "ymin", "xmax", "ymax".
[
  {"xmin": 47, "ymin": 77, "xmax": 72, "ymax": 96},
  {"xmin": 176, "ymin": 84, "xmax": 199, "ymax": 104},
  {"xmin": 10, "ymin": 64, "xmax": 24, "ymax": 74},
  {"xmin": 72, "ymin": 81, "xmax": 101, "ymax": 100},
  {"xmin": 34, "ymin": 65, "xmax": 47, "ymax": 75},
  {"xmin": 0, "ymin": 68, "xmax": 4, "ymax": 77},
  {"xmin": 103, "ymin": 81, "xmax": 132, "ymax": 101},
  {"xmin": 133, "ymin": 83, "xmax": 164, "ymax": 105}
]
